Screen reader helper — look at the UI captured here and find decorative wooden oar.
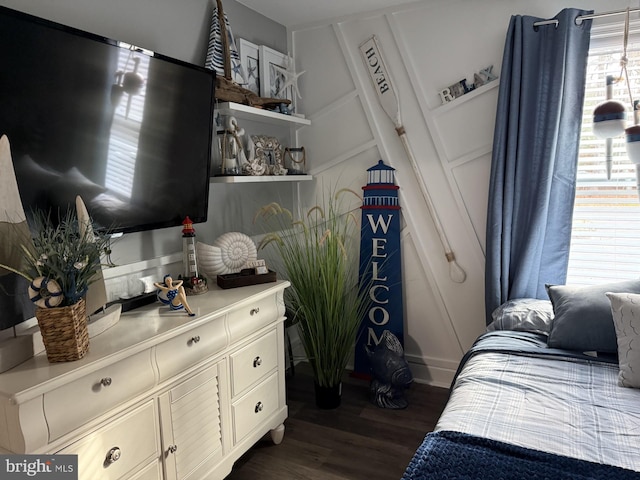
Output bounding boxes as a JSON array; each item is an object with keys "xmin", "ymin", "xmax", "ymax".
[{"xmin": 359, "ymin": 35, "xmax": 467, "ymax": 283}]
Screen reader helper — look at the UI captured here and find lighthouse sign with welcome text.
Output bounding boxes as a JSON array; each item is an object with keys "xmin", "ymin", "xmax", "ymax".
[{"xmin": 354, "ymin": 160, "xmax": 404, "ymax": 377}]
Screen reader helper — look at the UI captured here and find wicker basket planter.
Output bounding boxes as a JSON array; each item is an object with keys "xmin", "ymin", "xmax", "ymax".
[{"xmin": 36, "ymin": 298, "xmax": 89, "ymax": 362}]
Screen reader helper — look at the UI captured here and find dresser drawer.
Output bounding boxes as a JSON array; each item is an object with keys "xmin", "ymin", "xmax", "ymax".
[
  {"xmin": 129, "ymin": 461, "xmax": 162, "ymax": 480},
  {"xmin": 58, "ymin": 400, "xmax": 159, "ymax": 480},
  {"xmin": 155, "ymin": 315, "xmax": 227, "ymax": 382},
  {"xmin": 44, "ymin": 349, "xmax": 156, "ymax": 441},
  {"xmin": 227, "ymin": 294, "xmax": 281, "ymax": 343},
  {"xmin": 230, "ymin": 329, "xmax": 277, "ymax": 396},
  {"xmin": 232, "ymin": 372, "xmax": 279, "ymax": 444}
]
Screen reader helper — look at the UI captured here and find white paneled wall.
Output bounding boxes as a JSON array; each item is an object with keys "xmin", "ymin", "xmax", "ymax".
[
  {"xmin": 4, "ymin": 0, "xmax": 637, "ymax": 385},
  {"xmin": 291, "ymin": 0, "xmax": 636, "ymax": 386}
]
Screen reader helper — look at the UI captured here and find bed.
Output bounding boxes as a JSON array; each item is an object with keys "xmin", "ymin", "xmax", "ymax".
[{"xmin": 402, "ymin": 284, "xmax": 640, "ymax": 480}]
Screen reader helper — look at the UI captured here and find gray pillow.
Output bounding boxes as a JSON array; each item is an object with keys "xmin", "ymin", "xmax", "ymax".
[
  {"xmin": 606, "ymin": 292, "xmax": 640, "ymax": 388},
  {"xmin": 546, "ymin": 279, "xmax": 640, "ymax": 353},
  {"xmin": 487, "ymin": 298, "xmax": 554, "ymax": 335}
]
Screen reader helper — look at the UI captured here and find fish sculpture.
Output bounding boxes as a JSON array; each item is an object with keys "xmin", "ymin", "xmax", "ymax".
[{"xmin": 366, "ymin": 330, "xmax": 413, "ymax": 409}]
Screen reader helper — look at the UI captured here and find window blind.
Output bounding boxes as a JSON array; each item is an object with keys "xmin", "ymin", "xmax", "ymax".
[{"xmin": 566, "ymin": 44, "xmax": 640, "ymax": 285}]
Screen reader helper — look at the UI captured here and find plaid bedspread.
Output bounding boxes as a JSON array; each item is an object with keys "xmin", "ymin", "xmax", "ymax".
[{"xmin": 433, "ymin": 332, "xmax": 640, "ymax": 472}]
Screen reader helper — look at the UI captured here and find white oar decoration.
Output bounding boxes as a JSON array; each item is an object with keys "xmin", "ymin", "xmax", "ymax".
[{"xmin": 359, "ymin": 36, "xmax": 466, "ymax": 283}]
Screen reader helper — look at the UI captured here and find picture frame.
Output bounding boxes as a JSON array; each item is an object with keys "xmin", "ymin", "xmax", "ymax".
[
  {"xmin": 259, "ymin": 45, "xmax": 294, "ymax": 112},
  {"xmin": 250, "ymin": 135, "xmax": 287, "ymax": 175},
  {"xmin": 238, "ymin": 38, "xmax": 260, "ymax": 95}
]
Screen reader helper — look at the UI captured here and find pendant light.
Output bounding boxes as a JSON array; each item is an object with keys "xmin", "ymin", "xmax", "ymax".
[
  {"xmin": 593, "ymin": 75, "xmax": 626, "ymax": 179},
  {"xmin": 593, "ymin": 75, "xmax": 626, "ymax": 140},
  {"xmin": 592, "ymin": 8, "xmax": 640, "ymax": 189},
  {"xmin": 618, "ymin": 8, "xmax": 640, "ymax": 196},
  {"xmin": 625, "ymin": 102, "xmax": 640, "ymax": 188}
]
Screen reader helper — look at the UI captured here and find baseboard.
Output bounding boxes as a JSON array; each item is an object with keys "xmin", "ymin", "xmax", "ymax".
[
  {"xmin": 407, "ymin": 361, "xmax": 455, "ymax": 389},
  {"xmin": 405, "ymin": 353, "xmax": 459, "ymax": 388}
]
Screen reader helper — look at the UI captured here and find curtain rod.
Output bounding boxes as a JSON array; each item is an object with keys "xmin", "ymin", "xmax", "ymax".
[{"xmin": 533, "ymin": 8, "xmax": 640, "ymax": 27}]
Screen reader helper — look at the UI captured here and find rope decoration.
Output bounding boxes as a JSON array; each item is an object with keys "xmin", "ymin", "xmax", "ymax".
[{"xmin": 619, "ymin": 8, "xmax": 634, "ymax": 110}]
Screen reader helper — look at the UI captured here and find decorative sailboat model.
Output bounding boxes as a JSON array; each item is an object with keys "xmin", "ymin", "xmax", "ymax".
[
  {"xmin": 205, "ymin": 0, "xmax": 290, "ymax": 109},
  {"xmin": 76, "ymin": 196, "xmax": 122, "ymax": 338},
  {"xmin": 0, "ymin": 135, "xmax": 38, "ymax": 372}
]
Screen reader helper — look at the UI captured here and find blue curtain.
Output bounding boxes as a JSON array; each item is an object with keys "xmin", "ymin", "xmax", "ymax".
[{"xmin": 485, "ymin": 8, "xmax": 593, "ymax": 323}]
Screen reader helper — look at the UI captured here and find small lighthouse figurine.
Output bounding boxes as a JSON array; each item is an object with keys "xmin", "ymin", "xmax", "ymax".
[{"xmin": 180, "ymin": 216, "xmax": 208, "ymax": 295}]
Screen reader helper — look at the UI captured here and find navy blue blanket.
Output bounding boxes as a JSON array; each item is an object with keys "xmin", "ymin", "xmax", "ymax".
[{"xmin": 401, "ymin": 431, "xmax": 640, "ymax": 480}]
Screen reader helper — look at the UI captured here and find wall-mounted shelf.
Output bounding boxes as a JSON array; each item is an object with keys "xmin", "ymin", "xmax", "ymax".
[
  {"xmin": 216, "ymin": 102, "xmax": 311, "ymax": 127},
  {"xmin": 210, "ymin": 174, "xmax": 312, "ymax": 184},
  {"xmin": 434, "ymin": 81, "xmax": 499, "ymax": 114},
  {"xmin": 212, "ymin": 104, "xmax": 312, "ymax": 184}
]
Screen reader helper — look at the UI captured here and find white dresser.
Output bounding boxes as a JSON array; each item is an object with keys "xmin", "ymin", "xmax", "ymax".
[{"xmin": 0, "ymin": 280, "xmax": 289, "ymax": 480}]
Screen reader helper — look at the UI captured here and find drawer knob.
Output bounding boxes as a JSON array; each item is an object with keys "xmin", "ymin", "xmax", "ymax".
[
  {"xmin": 250, "ymin": 307, "xmax": 260, "ymax": 316},
  {"xmin": 255, "ymin": 401, "xmax": 264, "ymax": 413},
  {"xmin": 105, "ymin": 447, "xmax": 121, "ymax": 465},
  {"xmin": 190, "ymin": 335, "xmax": 201, "ymax": 344},
  {"xmin": 168, "ymin": 444, "xmax": 178, "ymax": 454},
  {"xmin": 101, "ymin": 377, "xmax": 112, "ymax": 387},
  {"xmin": 253, "ymin": 356, "xmax": 262, "ymax": 368}
]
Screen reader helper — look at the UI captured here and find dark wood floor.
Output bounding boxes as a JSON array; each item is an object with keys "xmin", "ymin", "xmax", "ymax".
[{"xmin": 226, "ymin": 363, "xmax": 450, "ymax": 480}]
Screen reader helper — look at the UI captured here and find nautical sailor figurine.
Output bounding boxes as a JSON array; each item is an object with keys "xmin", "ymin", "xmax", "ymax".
[{"xmin": 155, "ymin": 274, "xmax": 195, "ymax": 316}]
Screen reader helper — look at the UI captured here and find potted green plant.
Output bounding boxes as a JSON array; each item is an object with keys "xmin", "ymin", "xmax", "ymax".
[
  {"xmin": 255, "ymin": 189, "xmax": 372, "ymax": 409},
  {"xmin": 1, "ymin": 208, "xmax": 111, "ymax": 362}
]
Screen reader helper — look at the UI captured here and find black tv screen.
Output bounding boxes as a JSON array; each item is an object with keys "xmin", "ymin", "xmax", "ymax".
[{"xmin": 0, "ymin": 6, "xmax": 215, "ymax": 234}]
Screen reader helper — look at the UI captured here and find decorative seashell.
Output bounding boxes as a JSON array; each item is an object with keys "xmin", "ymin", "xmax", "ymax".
[
  {"xmin": 243, "ymin": 159, "xmax": 267, "ymax": 176},
  {"xmin": 28, "ymin": 276, "xmax": 64, "ymax": 308},
  {"xmin": 270, "ymin": 164, "xmax": 288, "ymax": 175},
  {"xmin": 197, "ymin": 232, "xmax": 257, "ymax": 277},
  {"xmin": 196, "ymin": 242, "xmax": 223, "ymax": 278}
]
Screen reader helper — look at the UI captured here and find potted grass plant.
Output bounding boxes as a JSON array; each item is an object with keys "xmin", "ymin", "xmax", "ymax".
[
  {"xmin": 0, "ymin": 207, "xmax": 111, "ymax": 362},
  {"xmin": 255, "ymin": 189, "xmax": 372, "ymax": 409}
]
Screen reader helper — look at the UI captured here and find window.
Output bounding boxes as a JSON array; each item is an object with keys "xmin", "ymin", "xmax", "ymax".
[{"xmin": 566, "ymin": 24, "xmax": 640, "ymax": 285}]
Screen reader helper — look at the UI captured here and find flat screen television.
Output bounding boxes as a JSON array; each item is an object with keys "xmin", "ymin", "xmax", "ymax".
[{"xmin": 0, "ymin": 6, "xmax": 215, "ymax": 235}]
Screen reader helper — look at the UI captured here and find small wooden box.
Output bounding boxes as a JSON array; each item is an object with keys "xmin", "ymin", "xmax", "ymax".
[{"xmin": 217, "ymin": 270, "xmax": 277, "ymax": 289}]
